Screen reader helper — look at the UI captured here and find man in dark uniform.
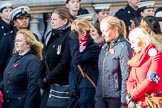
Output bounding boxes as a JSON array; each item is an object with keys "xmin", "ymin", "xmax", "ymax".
[
  {"xmin": 0, "ymin": 1, "xmax": 14, "ymax": 43},
  {"xmin": 0, "ymin": 2, "xmax": 16, "ymax": 82},
  {"xmin": 65, "ymin": 0, "xmax": 89, "ymax": 20},
  {"xmin": 115, "ymin": 0, "xmax": 140, "ymax": 37},
  {"xmin": 0, "ymin": 6, "xmax": 37, "ymax": 82}
]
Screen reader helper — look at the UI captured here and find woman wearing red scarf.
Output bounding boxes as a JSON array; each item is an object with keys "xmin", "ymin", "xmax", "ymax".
[
  {"xmin": 127, "ymin": 27, "xmax": 162, "ymax": 108},
  {"xmin": 67, "ymin": 18, "xmax": 99, "ymax": 108}
]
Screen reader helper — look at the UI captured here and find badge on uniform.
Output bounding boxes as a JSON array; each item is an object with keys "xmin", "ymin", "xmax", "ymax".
[{"xmin": 57, "ymin": 45, "xmax": 61, "ymax": 55}]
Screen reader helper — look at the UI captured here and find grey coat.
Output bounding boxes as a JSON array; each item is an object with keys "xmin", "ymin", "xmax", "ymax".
[{"xmin": 96, "ymin": 35, "xmax": 133, "ymax": 104}]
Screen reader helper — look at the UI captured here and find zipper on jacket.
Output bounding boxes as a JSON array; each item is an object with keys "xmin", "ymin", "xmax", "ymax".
[{"xmin": 102, "ymin": 52, "xmax": 108, "ymax": 97}]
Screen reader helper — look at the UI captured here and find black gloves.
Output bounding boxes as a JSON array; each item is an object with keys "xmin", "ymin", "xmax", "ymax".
[
  {"xmin": 126, "ymin": 94, "xmax": 136, "ymax": 108},
  {"xmin": 38, "ymin": 78, "xmax": 50, "ymax": 89},
  {"xmin": 69, "ymin": 89, "xmax": 78, "ymax": 99},
  {"xmin": 69, "ymin": 30, "xmax": 79, "ymax": 39}
]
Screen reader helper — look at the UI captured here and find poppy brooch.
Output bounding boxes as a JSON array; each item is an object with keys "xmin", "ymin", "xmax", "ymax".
[{"xmin": 13, "ymin": 63, "xmax": 19, "ymax": 68}]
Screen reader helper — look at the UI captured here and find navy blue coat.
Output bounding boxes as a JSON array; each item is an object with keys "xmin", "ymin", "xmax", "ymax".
[
  {"xmin": 69, "ymin": 33, "xmax": 99, "ymax": 91},
  {"xmin": 1, "ymin": 50, "xmax": 41, "ymax": 108}
]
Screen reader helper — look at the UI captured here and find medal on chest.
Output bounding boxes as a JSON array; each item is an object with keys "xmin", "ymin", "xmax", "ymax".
[{"xmin": 57, "ymin": 45, "xmax": 62, "ymax": 55}]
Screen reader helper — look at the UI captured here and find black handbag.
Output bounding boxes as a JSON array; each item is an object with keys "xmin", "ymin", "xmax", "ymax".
[{"xmin": 47, "ymin": 84, "xmax": 70, "ymax": 107}]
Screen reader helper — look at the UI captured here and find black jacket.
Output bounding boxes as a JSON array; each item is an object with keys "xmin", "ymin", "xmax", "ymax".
[
  {"xmin": 40, "ymin": 24, "xmax": 71, "ymax": 108},
  {"xmin": 0, "ymin": 19, "xmax": 15, "ymax": 42},
  {"xmin": 0, "ymin": 22, "xmax": 17, "ymax": 81},
  {"xmin": 42, "ymin": 26, "xmax": 71, "ymax": 85}
]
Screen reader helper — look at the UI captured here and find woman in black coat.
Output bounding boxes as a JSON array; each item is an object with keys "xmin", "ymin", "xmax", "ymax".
[
  {"xmin": 38, "ymin": 8, "xmax": 72, "ymax": 108},
  {"xmin": 67, "ymin": 18, "xmax": 100, "ymax": 108},
  {"xmin": 0, "ymin": 29, "xmax": 43, "ymax": 108}
]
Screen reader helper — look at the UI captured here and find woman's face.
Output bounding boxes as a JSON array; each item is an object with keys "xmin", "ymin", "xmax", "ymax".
[
  {"xmin": 141, "ymin": 8, "xmax": 155, "ymax": 17},
  {"xmin": 66, "ymin": 0, "xmax": 80, "ymax": 12},
  {"xmin": 96, "ymin": 11, "xmax": 109, "ymax": 22},
  {"xmin": 15, "ymin": 33, "xmax": 30, "ymax": 55},
  {"xmin": 100, "ymin": 23, "xmax": 117, "ymax": 42},
  {"xmin": 129, "ymin": 35, "xmax": 145, "ymax": 53},
  {"xmin": 50, "ymin": 13, "xmax": 66, "ymax": 29},
  {"xmin": 0, "ymin": 8, "xmax": 12, "ymax": 21}
]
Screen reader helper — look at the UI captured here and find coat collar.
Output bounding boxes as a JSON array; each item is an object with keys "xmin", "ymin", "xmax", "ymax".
[{"xmin": 128, "ymin": 44, "xmax": 156, "ymax": 67}]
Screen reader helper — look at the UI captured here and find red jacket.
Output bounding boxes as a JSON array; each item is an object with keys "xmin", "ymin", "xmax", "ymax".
[
  {"xmin": 0, "ymin": 90, "xmax": 3, "ymax": 108},
  {"xmin": 127, "ymin": 44, "xmax": 162, "ymax": 107}
]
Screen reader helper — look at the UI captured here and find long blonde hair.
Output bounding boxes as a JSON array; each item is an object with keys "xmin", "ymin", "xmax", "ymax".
[
  {"xmin": 100, "ymin": 16, "xmax": 126, "ymax": 38},
  {"xmin": 129, "ymin": 27, "xmax": 162, "ymax": 51},
  {"xmin": 15, "ymin": 29, "xmax": 43, "ymax": 60}
]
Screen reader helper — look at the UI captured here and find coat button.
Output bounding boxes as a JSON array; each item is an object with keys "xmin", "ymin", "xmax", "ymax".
[
  {"xmin": 6, "ymin": 90, "xmax": 9, "ymax": 93},
  {"xmin": 18, "ymin": 97, "xmax": 21, "ymax": 99},
  {"xmin": 7, "ymin": 99, "xmax": 9, "ymax": 103},
  {"xmin": 8, "ymin": 81, "xmax": 10, "ymax": 83}
]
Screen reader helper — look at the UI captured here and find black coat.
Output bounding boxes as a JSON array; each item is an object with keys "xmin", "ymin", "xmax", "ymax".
[
  {"xmin": 1, "ymin": 50, "xmax": 41, "ymax": 108},
  {"xmin": 0, "ymin": 21, "xmax": 17, "ymax": 81},
  {"xmin": 40, "ymin": 25, "xmax": 71, "ymax": 108},
  {"xmin": 0, "ymin": 19, "xmax": 15, "ymax": 43}
]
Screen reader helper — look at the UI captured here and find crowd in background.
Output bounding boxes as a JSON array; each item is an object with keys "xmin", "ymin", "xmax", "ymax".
[{"xmin": 0, "ymin": 0, "xmax": 162, "ymax": 108}]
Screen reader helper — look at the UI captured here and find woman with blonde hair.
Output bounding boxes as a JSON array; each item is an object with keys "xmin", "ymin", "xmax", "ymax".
[
  {"xmin": 95, "ymin": 16, "xmax": 133, "ymax": 108},
  {"xmin": 0, "ymin": 29, "xmax": 43, "ymax": 108},
  {"xmin": 67, "ymin": 18, "xmax": 100, "ymax": 108},
  {"xmin": 126, "ymin": 27, "xmax": 162, "ymax": 107}
]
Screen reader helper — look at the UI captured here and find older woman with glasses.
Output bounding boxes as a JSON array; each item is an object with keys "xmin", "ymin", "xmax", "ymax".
[{"xmin": 0, "ymin": 29, "xmax": 43, "ymax": 108}]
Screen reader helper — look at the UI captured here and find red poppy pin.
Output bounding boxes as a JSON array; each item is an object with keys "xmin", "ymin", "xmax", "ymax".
[
  {"xmin": 109, "ymin": 48, "xmax": 115, "ymax": 54},
  {"xmin": 13, "ymin": 63, "xmax": 19, "ymax": 68}
]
